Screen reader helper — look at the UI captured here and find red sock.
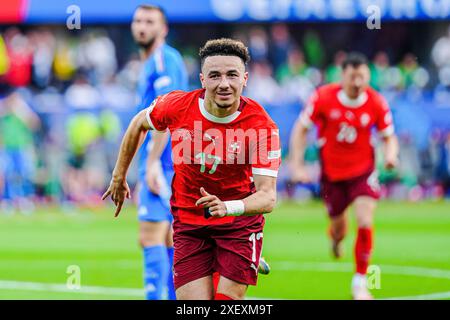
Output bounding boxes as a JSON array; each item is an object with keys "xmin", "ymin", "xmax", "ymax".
[
  {"xmin": 212, "ymin": 272, "xmax": 220, "ymax": 294},
  {"xmin": 354, "ymin": 227, "xmax": 373, "ymax": 275},
  {"xmin": 214, "ymin": 293, "xmax": 234, "ymax": 300}
]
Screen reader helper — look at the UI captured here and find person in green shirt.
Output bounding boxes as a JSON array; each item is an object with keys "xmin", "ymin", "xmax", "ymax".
[
  {"xmin": 0, "ymin": 86, "xmax": 40, "ymax": 213},
  {"xmin": 398, "ymin": 53, "xmax": 419, "ymax": 89},
  {"xmin": 276, "ymin": 48, "xmax": 309, "ymax": 83},
  {"xmin": 325, "ymin": 51, "xmax": 346, "ymax": 84}
]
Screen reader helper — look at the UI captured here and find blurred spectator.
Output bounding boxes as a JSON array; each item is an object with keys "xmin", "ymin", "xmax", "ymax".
[
  {"xmin": 3, "ymin": 28, "xmax": 33, "ymax": 87},
  {"xmin": 64, "ymin": 72, "xmax": 101, "ymax": 110},
  {"xmin": 277, "ymin": 48, "xmax": 322, "ymax": 87},
  {"xmin": 248, "ymin": 27, "xmax": 269, "ymax": 63},
  {"xmin": 431, "ymin": 25, "xmax": 450, "ymax": 70},
  {"xmin": 117, "ymin": 54, "xmax": 141, "ymax": 90},
  {"xmin": 276, "ymin": 48, "xmax": 308, "ymax": 82},
  {"xmin": 303, "ymin": 30, "xmax": 325, "ymax": 68},
  {"xmin": 398, "ymin": 53, "xmax": 420, "ymax": 88},
  {"xmin": 325, "ymin": 50, "xmax": 346, "ymax": 84},
  {"xmin": 77, "ymin": 30, "xmax": 118, "ymax": 83},
  {"xmin": 0, "ymin": 85, "xmax": 40, "ymax": 213},
  {"xmin": 269, "ymin": 23, "xmax": 295, "ymax": 71},
  {"xmin": 32, "ymin": 87, "xmax": 66, "ymax": 202},
  {"xmin": 53, "ymin": 37, "xmax": 77, "ymax": 84},
  {"xmin": 0, "ymin": 34, "xmax": 9, "ymax": 76},
  {"xmin": 28, "ymin": 29, "xmax": 56, "ymax": 88},
  {"xmin": 246, "ymin": 61, "xmax": 280, "ymax": 106},
  {"xmin": 370, "ymin": 51, "xmax": 390, "ymax": 90},
  {"xmin": 274, "ymin": 48, "xmax": 316, "ymax": 104}
]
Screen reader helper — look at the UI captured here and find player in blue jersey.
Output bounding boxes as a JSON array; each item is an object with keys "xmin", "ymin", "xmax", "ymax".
[{"xmin": 131, "ymin": 4, "xmax": 188, "ymax": 300}]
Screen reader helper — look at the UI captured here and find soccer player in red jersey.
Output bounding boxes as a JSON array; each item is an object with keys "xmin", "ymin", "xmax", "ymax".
[
  {"xmin": 103, "ymin": 39, "xmax": 280, "ymax": 300},
  {"xmin": 289, "ymin": 52, "xmax": 399, "ymax": 300}
]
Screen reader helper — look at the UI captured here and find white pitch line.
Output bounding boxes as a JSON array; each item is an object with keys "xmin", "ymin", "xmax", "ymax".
[
  {"xmin": 383, "ymin": 291, "xmax": 450, "ymax": 300},
  {"xmin": 0, "ymin": 280, "xmax": 448, "ymax": 300},
  {"xmin": 272, "ymin": 261, "xmax": 450, "ymax": 280},
  {"xmin": 1, "ymin": 262, "xmax": 449, "ymax": 300},
  {"xmin": 0, "ymin": 280, "xmax": 143, "ymax": 297}
]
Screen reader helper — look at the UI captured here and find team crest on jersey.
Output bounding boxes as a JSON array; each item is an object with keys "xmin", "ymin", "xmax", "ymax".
[
  {"xmin": 345, "ymin": 111, "xmax": 355, "ymax": 120},
  {"xmin": 330, "ymin": 109, "xmax": 341, "ymax": 119},
  {"xmin": 228, "ymin": 141, "xmax": 242, "ymax": 154},
  {"xmin": 360, "ymin": 113, "xmax": 371, "ymax": 127}
]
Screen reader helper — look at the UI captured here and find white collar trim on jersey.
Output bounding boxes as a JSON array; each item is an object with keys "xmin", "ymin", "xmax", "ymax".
[
  {"xmin": 337, "ymin": 90, "xmax": 368, "ymax": 108},
  {"xmin": 198, "ymin": 98, "xmax": 241, "ymax": 124}
]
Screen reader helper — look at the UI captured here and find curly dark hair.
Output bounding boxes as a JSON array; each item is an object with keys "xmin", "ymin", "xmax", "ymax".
[{"xmin": 199, "ymin": 38, "xmax": 250, "ymax": 68}]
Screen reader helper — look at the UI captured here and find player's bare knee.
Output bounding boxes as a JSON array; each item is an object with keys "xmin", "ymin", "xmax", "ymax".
[
  {"xmin": 217, "ymin": 276, "xmax": 247, "ymax": 300},
  {"xmin": 355, "ymin": 210, "xmax": 373, "ymax": 227},
  {"xmin": 354, "ymin": 197, "xmax": 376, "ymax": 220},
  {"xmin": 176, "ymin": 276, "xmax": 214, "ymax": 300}
]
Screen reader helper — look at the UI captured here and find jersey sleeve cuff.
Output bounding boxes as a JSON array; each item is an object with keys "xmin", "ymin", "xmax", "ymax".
[
  {"xmin": 378, "ymin": 125, "xmax": 394, "ymax": 138},
  {"xmin": 299, "ymin": 113, "xmax": 313, "ymax": 129},
  {"xmin": 252, "ymin": 167, "xmax": 278, "ymax": 177},
  {"xmin": 145, "ymin": 104, "xmax": 166, "ymax": 132}
]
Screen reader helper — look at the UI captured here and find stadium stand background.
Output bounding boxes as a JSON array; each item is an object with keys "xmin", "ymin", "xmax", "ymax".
[{"xmin": 1, "ymin": 0, "xmax": 450, "ymax": 213}]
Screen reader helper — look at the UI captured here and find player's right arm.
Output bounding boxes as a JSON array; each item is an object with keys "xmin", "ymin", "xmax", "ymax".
[
  {"xmin": 102, "ymin": 109, "xmax": 153, "ymax": 217},
  {"xmin": 103, "ymin": 94, "xmax": 175, "ymax": 216},
  {"xmin": 289, "ymin": 91, "xmax": 320, "ymax": 183},
  {"xmin": 196, "ymin": 175, "xmax": 277, "ymax": 218}
]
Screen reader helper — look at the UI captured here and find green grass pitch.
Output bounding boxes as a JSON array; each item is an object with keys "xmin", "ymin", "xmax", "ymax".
[{"xmin": 0, "ymin": 200, "xmax": 449, "ymax": 299}]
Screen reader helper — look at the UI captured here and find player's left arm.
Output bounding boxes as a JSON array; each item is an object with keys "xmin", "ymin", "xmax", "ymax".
[
  {"xmin": 375, "ymin": 94, "xmax": 399, "ymax": 169},
  {"xmin": 382, "ymin": 134, "xmax": 399, "ymax": 169},
  {"xmin": 242, "ymin": 174, "xmax": 277, "ymax": 215},
  {"xmin": 196, "ymin": 174, "xmax": 277, "ymax": 218}
]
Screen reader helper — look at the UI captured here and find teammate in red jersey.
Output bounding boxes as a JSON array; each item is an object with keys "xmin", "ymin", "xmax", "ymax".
[
  {"xmin": 289, "ymin": 52, "xmax": 399, "ymax": 300},
  {"xmin": 102, "ymin": 38, "xmax": 280, "ymax": 300}
]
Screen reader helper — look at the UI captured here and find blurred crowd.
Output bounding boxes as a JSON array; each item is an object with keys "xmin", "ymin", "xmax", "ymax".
[{"xmin": 0, "ymin": 23, "xmax": 450, "ymax": 213}]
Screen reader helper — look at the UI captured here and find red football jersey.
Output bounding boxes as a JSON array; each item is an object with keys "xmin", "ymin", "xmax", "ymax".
[
  {"xmin": 299, "ymin": 83, "xmax": 394, "ymax": 181},
  {"xmin": 146, "ymin": 89, "xmax": 281, "ymax": 225}
]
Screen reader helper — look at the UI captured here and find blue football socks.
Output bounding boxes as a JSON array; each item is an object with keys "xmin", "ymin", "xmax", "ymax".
[{"xmin": 143, "ymin": 245, "xmax": 169, "ymax": 300}]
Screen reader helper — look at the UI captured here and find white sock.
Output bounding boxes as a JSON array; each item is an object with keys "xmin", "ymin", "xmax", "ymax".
[{"xmin": 352, "ymin": 273, "xmax": 367, "ymax": 288}]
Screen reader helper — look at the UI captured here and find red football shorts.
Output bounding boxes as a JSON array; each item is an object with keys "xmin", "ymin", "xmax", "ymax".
[
  {"xmin": 321, "ymin": 169, "xmax": 380, "ymax": 218},
  {"xmin": 172, "ymin": 214, "xmax": 264, "ymax": 290}
]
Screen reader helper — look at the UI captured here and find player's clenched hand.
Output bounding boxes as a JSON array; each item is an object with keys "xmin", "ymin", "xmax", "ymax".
[
  {"xmin": 102, "ymin": 178, "xmax": 131, "ymax": 218},
  {"xmin": 195, "ymin": 187, "xmax": 227, "ymax": 218},
  {"xmin": 290, "ymin": 164, "xmax": 311, "ymax": 184},
  {"xmin": 145, "ymin": 164, "xmax": 160, "ymax": 195}
]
